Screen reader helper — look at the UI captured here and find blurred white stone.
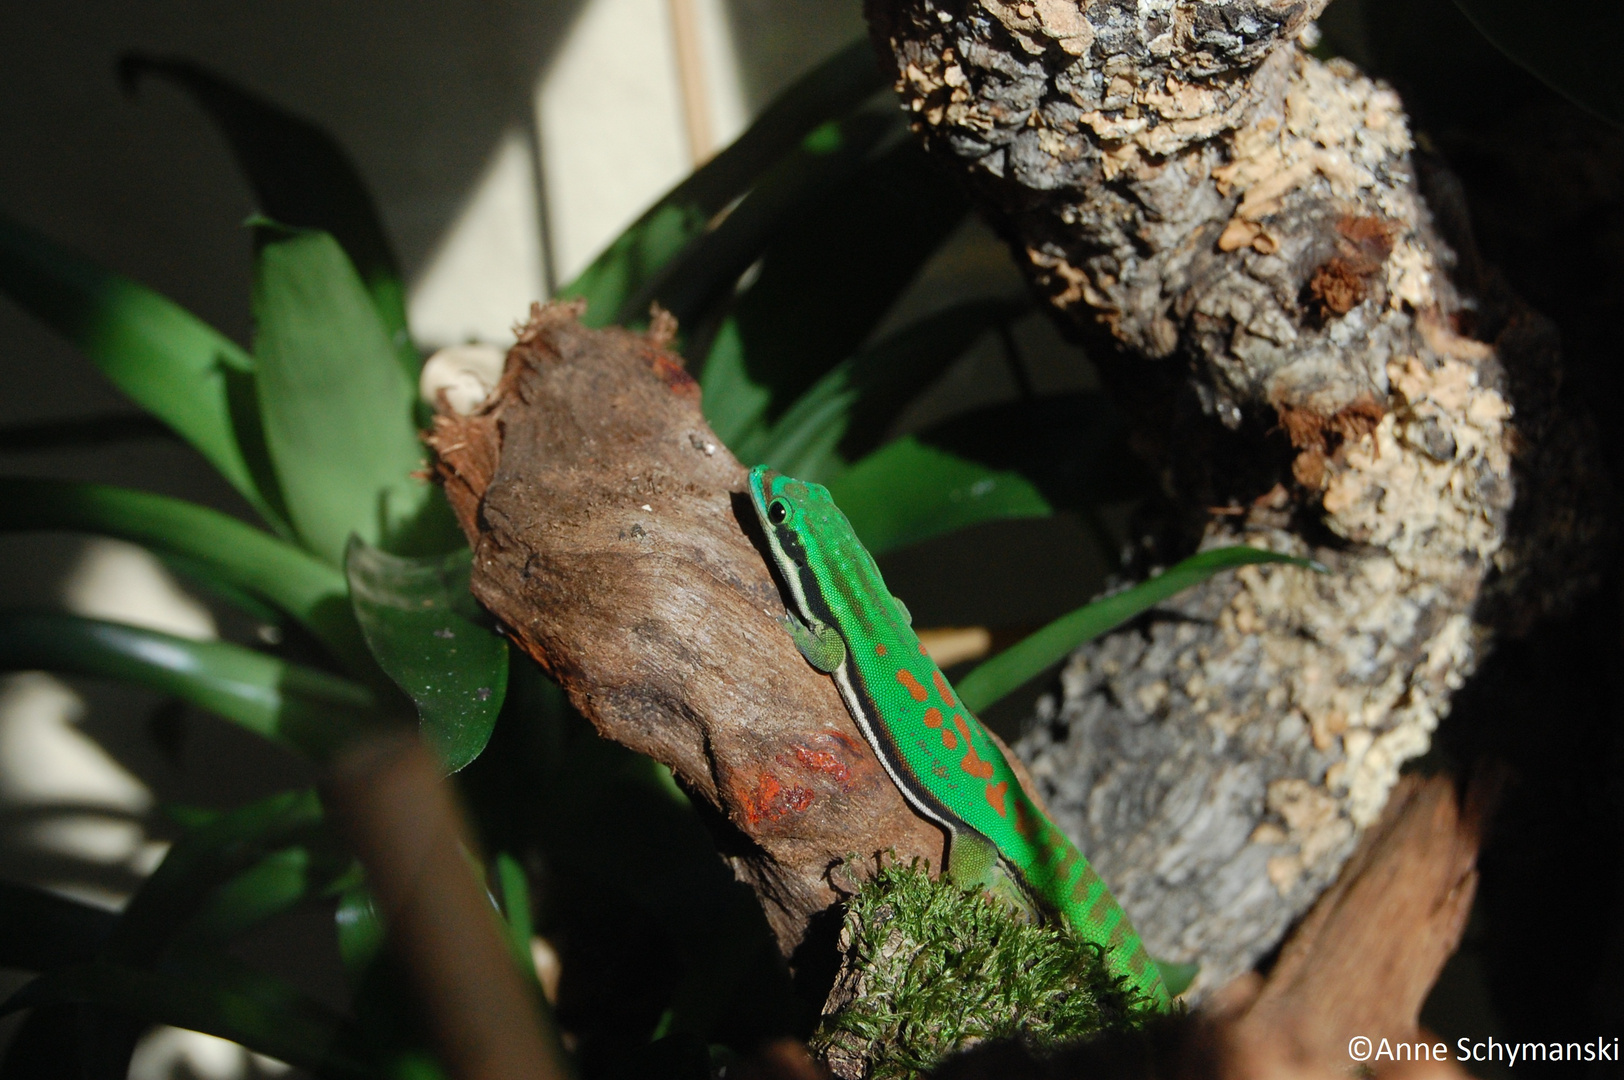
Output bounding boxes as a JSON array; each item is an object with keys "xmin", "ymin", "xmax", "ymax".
[
  {"xmin": 408, "ymin": 129, "xmax": 548, "ymax": 351},
  {"xmin": 420, "ymin": 343, "xmax": 508, "ymax": 414},
  {"xmin": 129, "ymin": 1027, "xmax": 291, "ymax": 1080},
  {"xmin": 60, "ymin": 538, "xmax": 216, "ymax": 641}
]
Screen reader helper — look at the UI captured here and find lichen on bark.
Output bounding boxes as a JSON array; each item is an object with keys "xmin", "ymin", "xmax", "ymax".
[{"xmin": 865, "ymin": 0, "xmax": 1602, "ymax": 996}]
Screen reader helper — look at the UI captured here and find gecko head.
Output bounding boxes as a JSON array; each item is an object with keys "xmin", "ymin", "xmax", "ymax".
[{"xmin": 748, "ymin": 465, "xmax": 834, "ymax": 572}]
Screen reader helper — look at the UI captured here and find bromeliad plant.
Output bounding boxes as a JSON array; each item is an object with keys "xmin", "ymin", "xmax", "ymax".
[{"xmin": 0, "ymin": 43, "xmax": 1295, "ymax": 1079}]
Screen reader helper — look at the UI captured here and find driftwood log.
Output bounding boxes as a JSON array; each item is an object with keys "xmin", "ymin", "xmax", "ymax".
[
  {"xmin": 428, "ymin": 303, "xmax": 944, "ymax": 953},
  {"xmin": 863, "ymin": 0, "xmax": 1606, "ymax": 996}
]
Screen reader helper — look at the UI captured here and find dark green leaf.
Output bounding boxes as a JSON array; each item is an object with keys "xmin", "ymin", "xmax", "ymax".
[
  {"xmin": 828, "ymin": 438, "xmax": 1052, "ymax": 556},
  {"xmin": 252, "ymin": 226, "xmax": 448, "ymax": 564},
  {"xmin": 625, "ymin": 107, "xmax": 903, "ymax": 327},
  {"xmin": 0, "ymin": 477, "xmax": 368, "ymax": 672},
  {"xmin": 1452, "ymin": 1, "xmax": 1624, "ymax": 128},
  {"xmin": 0, "ymin": 215, "xmax": 286, "ymax": 529},
  {"xmin": 955, "ymin": 546, "xmax": 1324, "ymax": 713},
  {"xmin": 699, "ymin": 138, "xmax": 968, "ymax": 445},
  {"xmin": 743, "ymin": 299, "xmax": 1025, "ymax": 481},
  {"xmin": 561, "ymin": 39, "xmax": 884, "ymax": 323},
  {"xmin": 0, "ymin": 613, "xmax": 378, "ymax": 758},
  {"xmin": 334, "ymin": 884, "xmax": 385, "ymax": 977},
  {"xmin": 121, "ymin": 54, "xmax": 416, "ymax": 373},
  {"xmin": 345, "ymin": 540, "xmax": 509, "ymax": 772},
  {"xmin": 0, "ymin": 881, "xmax": 115, "ymax": 971},
  {"xmin": 493, "ymin": 853, "xmax": 537, "ymax": 982},
  {"xmin": 912, "ymin": 392, "xmax": 1152, "ymax": 512},
  {"xmin": 0, "ymin": 412, "xmax": 175, "ymax": 452},
  {"xmin": 186, "ymin": 846, "xmax": 356, "ymax": 945},
  {"xmin": 106, "ymin": 790, "xmax": 329, "ymax": 964},
  {"xmin": 1, "ymin": 956, "xmax": 372, "ymax": 1080},
  {"xmin": 0, "ymin": 1004, "xmax": 144, "ymax": 1080}
]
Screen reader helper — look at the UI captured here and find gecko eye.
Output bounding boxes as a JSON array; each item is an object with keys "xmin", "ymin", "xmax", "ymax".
[{"xmin": 767, "ymin": 499, "xmax": 790, "ymax": 525}]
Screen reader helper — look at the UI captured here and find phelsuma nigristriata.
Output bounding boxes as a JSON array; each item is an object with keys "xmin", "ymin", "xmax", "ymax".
[{"xmin": 748, "ymin": 465, "xmax": 1171, "ymax": 1012}]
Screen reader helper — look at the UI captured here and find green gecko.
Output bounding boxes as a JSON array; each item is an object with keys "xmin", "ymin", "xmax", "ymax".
[{"xmin": 748, "ymin": 465, "xmax": 1171, "ymax": 1012}]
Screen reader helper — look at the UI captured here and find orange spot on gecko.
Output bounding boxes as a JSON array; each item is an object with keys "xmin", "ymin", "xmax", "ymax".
[
  {"xmin": 952, "ymin": 714, "xmax": 995, "ymax": 779},
  {"xmin": 941, "ymin": 725, "xmax": 959, "ymax": 750},
  {"xmin": 922, "ymin": 706, "xmax": 944, "ymax": 728},
  {"xmin": 793, "ymin": 744, "xmax": 850, "ymax": 784},
  {"xmin": 986, "ymin": 780, "xmax": 1009, "ymax": 817},
  {"xmin": 918, "ymin": 641, "xmax": 929, "ymax": 655},
  {"xmin": 875, "ymin": 643, "xmax": 888, "ymax": 657},
  {"xmin": 933, "ymin": 670, "xmax": 957, "ymax": 707},
  {"xmin": 896, "ymin": 668, "xmax": 928, "ymax": 702}
]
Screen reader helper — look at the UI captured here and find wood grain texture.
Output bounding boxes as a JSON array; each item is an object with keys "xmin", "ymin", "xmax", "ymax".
[{"xmin": 427, "ymin": 301, "xmax": 943, "ymax": 953}]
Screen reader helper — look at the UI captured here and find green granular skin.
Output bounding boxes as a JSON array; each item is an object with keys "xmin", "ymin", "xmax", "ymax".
[{"xmin": 813, "ymin": 861, "xmax": 1160, "ymax": 1079}]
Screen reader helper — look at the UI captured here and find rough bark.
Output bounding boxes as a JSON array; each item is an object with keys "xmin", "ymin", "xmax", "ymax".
[
  {"xmin": 426, "ymin": 302, "xmax": 943, "ymax": 954},
  {"xmin": 864, "ymin": 0, "xmax": 1605, "ymax": 996}
]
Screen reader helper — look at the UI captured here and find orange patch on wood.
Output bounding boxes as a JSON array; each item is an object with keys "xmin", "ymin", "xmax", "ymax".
[
  {"xmin": 793, "ymin": 744, "xmax": 850, "ymax": 784},
  {"xmin": 922, "ymin": 706, "xmax": 944, "ymax": 728},
  {"xmin": 932, "ymin": 670, "xmax": 957, "ymax": 707},
  {"xmin": 896, "ymin": 668, "xmax": 929, "ymax": 702},
  {"xmin": 736, "ymin": 771, "xmax": 816, "ymax": 825},
  {"xmin": 952, "ymin": 715, "xmax": 995, "ymax": 780},
  {"xmin": 986, "ymin": 781, "xmax": 1009, "ymax": 817}
]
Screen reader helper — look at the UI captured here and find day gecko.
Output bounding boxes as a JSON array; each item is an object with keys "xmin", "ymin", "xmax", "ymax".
[{"xmin": 748, "ymin": 466, "xmax": 1170, "ymax": 1011}]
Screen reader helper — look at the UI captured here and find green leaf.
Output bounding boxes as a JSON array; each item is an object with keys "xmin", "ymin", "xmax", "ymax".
[
  {"xmin": 0, "ymin": 412, "xmax": 175, "ymax": 452},
  {"xmin": 954, "ymin": 547, "xmax": 1324, "ymax": 713},
  {"xmin": 186, "ymin": 846, "xmax": 356, "ymax": 945},
  {"xmin": 828, "ymin": 438, "xmax": 1052, "ymax": 556},
  {"xmin": 107, "ymin": 791, "xmax": 328, "ymax": 963},
  {"xmin": 744, "ymin": 300, "xmax": 1025, "ymax": 481},
  {"xmin": 1, "ymin": 956, "xmax": 373, "ymax": 1080},
  {"xmin": 0, "ymin": 477, "xmax": 368, "ymax": 671},
  {"xmin": 1452, "ymin": 1, "xmax": 1624, "ymax": 128},
  {"xmin": 0, "ymin": 612, "xmax": 378, "ymax": 759},
  {"xmin": 345, "ymin": 539, "xmax": 509, "ymax": 772},
  {"xmin": 0, "ymin": 881, "xmax": 115, "ymax": 971},
  {"xmin": 561, "ymin": 38, "xmax": 885, "ymax": 323},
  {"xmin": 912, "ymin": 393, "xmax": 1151, "ymax": 512},
  {"xmin": 335, "ymin": 884, "xmax": 386, "ymax": 977},
  {"xmin": 493, "ymin": 853, "xmax": 538, "ymax": 985},
  {"xmin": 624, "ymin": 108, "xmax": 902, "ymax": 328},
  {"xmin": 251, "ymin": 225, "xmax": 446, "ymax": 565},
  {"xmin": 0, "ymin": 214, "xmax": 286, "ymax": 529},
  {"xmin": 699, "ymin": 137, "xmax": 968, "ymax": 446},
  {"xmin": 120, "ymin": 54, "xmax": 416, "ymax": 375}
]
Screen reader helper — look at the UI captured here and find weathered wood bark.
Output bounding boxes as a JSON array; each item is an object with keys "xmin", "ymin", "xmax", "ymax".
[
  {"xmin": 427, "ymin": 302, "xmax": 943, "ymax": 953},
  {"xmin": 864, "ymin": 0, "xmax": 1605, "ymax": 996}
]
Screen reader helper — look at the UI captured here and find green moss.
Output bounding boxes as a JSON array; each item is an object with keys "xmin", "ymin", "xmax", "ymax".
[{"xmin": 813, "ymin": 860, "xmax": 1155, "ymax": 1079}]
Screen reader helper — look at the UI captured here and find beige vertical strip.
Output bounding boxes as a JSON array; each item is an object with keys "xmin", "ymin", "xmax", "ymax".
[{"xmin": 668, "ymin": 0, "xmax": 714, "ymax": 165}]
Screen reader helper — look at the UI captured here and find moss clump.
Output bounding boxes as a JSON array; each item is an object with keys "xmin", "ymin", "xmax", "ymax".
[{"xmin": 812, "ymin": 860, "xmax": 1156, "ymax": 1079}]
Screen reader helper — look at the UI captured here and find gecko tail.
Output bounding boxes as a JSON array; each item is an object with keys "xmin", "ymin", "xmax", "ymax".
[{"xmin": 1152, "ymin": 958, "xmax": 1199, "ymax": 997}]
